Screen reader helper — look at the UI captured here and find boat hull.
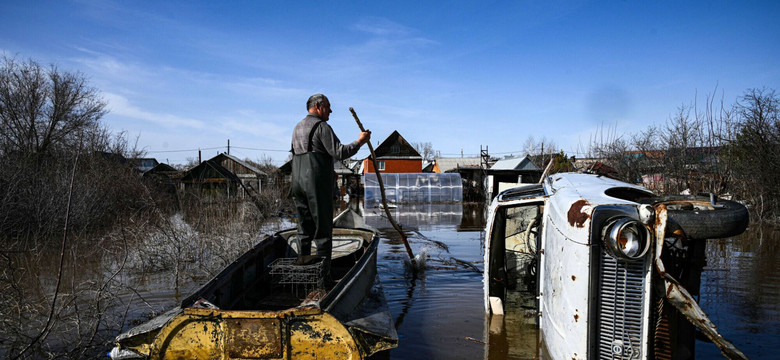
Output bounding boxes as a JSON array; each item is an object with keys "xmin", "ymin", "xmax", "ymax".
[
  {"xmin": 136, "ymin": 307, "xmax": 361, "ymax": 359},
  {"xmin": 112, "ymin": 211, "xmax": 397, "ymax": 359}
]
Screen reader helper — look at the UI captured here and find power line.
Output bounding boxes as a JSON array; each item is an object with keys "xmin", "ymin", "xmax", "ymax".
[
  {"xmin": 146, "ymin": 146, "xmax": 223, "ymax": 153},
  {"xmin": 145, "ymin": 145, "xmax": 290, "ymax": 154},
  {"xmin": 145, "ymin": 144, "xmax": 591, "ymax": 159},
  {"xmin": 232, "ymin": 146, "xmax": 290, "ymax": 152}
]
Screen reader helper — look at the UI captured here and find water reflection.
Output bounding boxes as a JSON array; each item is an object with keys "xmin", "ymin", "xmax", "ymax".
[
  {"xmin": 364, "ymin": 203, "xmax": 463, "ymax": 230},
  {"xmin": 484, "ymin": 310, "xmax": 540, "ymax": 359},
  {"xmin": 459, "ymin": 203, "xmax": 487, "ymax": 232},
  {"xmin": 374, "ymin": 202, "xmax": 488, "ymax": 359},
  {"xmin": 696, "ymin": 226, "xmax": 780, "ymax": 359}
]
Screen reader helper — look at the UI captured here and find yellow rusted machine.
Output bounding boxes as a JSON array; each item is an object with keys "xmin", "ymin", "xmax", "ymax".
[{"xmin": 118, "ymin": 307, "xmax": 364, "ymax": 359}]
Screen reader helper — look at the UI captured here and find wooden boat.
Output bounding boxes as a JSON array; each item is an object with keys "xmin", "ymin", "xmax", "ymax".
[{"xmin": 110, "ymin": 209, "xmax": 397, "ymax": 359}]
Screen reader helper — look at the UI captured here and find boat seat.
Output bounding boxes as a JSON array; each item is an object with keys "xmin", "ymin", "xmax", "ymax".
[{"xmin": 285, "ymin": 235, "xmax": 364, "ymax": 259}]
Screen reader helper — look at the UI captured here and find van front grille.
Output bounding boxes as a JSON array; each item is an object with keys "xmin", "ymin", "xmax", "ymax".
[{"xmin": 595, "ymin": 251, "xmax": 647, "ymax": 360}]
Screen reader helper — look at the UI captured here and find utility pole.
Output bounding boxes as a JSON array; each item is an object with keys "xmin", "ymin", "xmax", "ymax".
[
  {"xmin": 481, "ymin": 145, "xmax": 490, "ymax": 201},
  {"xmin": 227, "ymin": 139, "xmax": 230, "ymax": 155}
]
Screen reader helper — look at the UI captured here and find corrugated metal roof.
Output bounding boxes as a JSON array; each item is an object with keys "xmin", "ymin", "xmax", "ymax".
[
  {"xmin": 490, "ymin": 155, "xmax": 539, "ymax": 171},
  {"xmin": 434, "ymin": 157, "xmax": 482, "ymax": 172},
  {"xmin": 334, "ymin": 159, "xmax": 357, "ymax": 175}
]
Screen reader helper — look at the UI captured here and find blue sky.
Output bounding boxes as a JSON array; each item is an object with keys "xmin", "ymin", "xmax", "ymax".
[{"xmin": 2, "ymin": 1, "xmax": 779, "ymax": 165}]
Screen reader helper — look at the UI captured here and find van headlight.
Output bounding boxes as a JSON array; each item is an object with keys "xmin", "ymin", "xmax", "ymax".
[{"xmin": 602, "ymin": 217, "xmax": 651, "ymax": 261}]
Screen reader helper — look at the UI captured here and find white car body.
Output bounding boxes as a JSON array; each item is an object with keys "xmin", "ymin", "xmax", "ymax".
[{"xmin": 483, "ymin": 173, "xmax": 747, "ymax": 360}]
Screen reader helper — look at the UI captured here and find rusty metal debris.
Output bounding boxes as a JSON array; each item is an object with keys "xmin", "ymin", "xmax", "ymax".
[
  {"xmin": 653, "ymin": 203, "xmax": 749, "ymax": 360},
  {"xmin": 464, "ymin": 336, "xmax": 487, "ymax": 345}
]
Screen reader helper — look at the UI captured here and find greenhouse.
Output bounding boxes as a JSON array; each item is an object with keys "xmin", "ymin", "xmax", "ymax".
[{"xmin": 364, "ymin": 173, "xmax": 463, "ymax": 204}]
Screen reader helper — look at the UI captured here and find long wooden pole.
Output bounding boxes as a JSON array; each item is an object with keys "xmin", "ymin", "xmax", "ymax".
[{"xmin": 350, "ymin": 107, "xmax": 417, "ymax": 269}]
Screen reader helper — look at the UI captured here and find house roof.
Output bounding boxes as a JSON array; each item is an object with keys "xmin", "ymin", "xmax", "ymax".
[
  {"xmin": 210, "ymin": 153, "xmax": 267, "ymax": 177},
  {"xmin": 181, "ymin": 159, "xmax": 242, "ymax": 183},
  {"xmin": 146, "ymin": 163, "xmax": 178, "ymax": 173},
  {"xmin": 334, "ymin": 159, "xmax": 358, "ymax": 175},
  {"xmin": 373, "ymin": 130, "xmax": 422, "ymax": 159},
  {"xmin": 434, "ymin": 157, "xmax": 482, "ymax": 173},
  {"xmin": 279, "ymin": 159, "xmax": 292, "ymax": 174},
  {"xmin": 143, "ymin": 163, "xmax": 181, "ymax": 180},
  {"xmin": 490, "ymin": 155, "xmax": 539, "ymax": 171}
]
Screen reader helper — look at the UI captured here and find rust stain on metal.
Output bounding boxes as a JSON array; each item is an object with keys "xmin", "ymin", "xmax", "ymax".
[
  {"xmin": 573, "ymin": 314, "xmax": 579, "ymax": 322},
  {"xmin": 227, "ymin": 318, "xmax": 282, "ymax": 358},
  {"xmin": 571, "ymin": 275, "xmax": 576, "ymax": 281},
  {"xmin": 567, "ymin": 199, "xmax": 590, "ymax": 227}
]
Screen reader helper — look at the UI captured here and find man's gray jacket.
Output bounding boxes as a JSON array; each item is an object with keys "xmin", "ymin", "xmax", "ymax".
[
  {"xmin": 291, "ymin": 114, "xmax": 361, "ymax": 159},
  {"xmin": 290, "ymin": 114, "xmax": 361, "ymax": 260}
]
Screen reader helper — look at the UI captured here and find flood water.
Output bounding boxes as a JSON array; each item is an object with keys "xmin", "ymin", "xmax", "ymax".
[
  {"xmin": 365, "ymin": 203, "xmax": 780, "ymax": 360},
  {"xmin": 3, "ymin": 202, "xmax": 777, "ymax": 359}
]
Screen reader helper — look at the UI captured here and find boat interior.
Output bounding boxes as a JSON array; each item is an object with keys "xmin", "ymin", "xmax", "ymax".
[
  {"xmin": 181, "ymin": 227, "xmax": 374, "ymax": 311},
  {"xmin": 488, "ymin": 202, "xmax": 544, "ymax": 320}
]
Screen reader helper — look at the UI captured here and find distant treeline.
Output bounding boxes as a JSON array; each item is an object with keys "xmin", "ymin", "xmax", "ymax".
[
  {"xmin": 0, "ymin": 56, "xmax": 286, "ymax": 358},
  {"xmin": 586, "ymin": 87, "xmax": 780, "ymax": 223},
  {"xmin": 0, "ymin": 56, "xmax": 160, "ymax": 244},
  {"xmin": 0, "ymin": 56, "xmax": 291, "ymax": 245}
]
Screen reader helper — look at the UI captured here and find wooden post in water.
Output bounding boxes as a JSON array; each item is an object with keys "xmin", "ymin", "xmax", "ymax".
[{"xmin": 349, "ymin": 107, "xmax": 417, "ymax": 270}]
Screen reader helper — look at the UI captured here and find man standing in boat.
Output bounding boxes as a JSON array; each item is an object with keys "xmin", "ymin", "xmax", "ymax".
[{"xmin": 291, "ymin": 94, "xmax": 371, "ymax": 281}]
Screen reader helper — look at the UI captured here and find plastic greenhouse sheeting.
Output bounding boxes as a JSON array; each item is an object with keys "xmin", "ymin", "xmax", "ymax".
[{"xmin": 364, "ymin": 173, "xmax": 462, "ymax": 204}]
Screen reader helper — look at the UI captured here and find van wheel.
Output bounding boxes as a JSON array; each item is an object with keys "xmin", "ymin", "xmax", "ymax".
[{"xmin": 642, "ymin": 195, "xmax": 749, "ymax": 240}]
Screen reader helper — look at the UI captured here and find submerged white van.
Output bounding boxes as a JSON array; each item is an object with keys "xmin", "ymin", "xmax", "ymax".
[{"xmin": 484, "ymin": 173, "xmax": 749, "ymax": 360}]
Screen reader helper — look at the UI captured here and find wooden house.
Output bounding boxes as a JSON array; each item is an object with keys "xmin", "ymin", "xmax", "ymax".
[
  {"xmin": 362, "ymin": 130, "xmax": 422, "ymax": 173},
  {"xmin": 211, "ymin": 153, "xmax": 267, "ymax": 194},
  {"xmin": 181, "ymin": 153, "xmax": 267, "ymax": 199}
]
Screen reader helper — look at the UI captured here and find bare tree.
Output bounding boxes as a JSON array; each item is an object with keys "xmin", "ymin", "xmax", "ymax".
[
  {"xmin": 412, "ymin": 142, "xmax": 440, "ymax": 162},
  {"xmin": 590, "ymin": 102, "xmax": 727, "ymax": 191},
  {"xmin": 726, "ymin": 88, "xmax": 780, "ymax": 220},
  {"xmin": 0, "ymin": 56, "xmax": 107, "ymax": 156},
  {"xmin": 0, "ymin": 56, "xmax": 148, "ymax": 243},
  {"xmin": 521, "ymin": 135, "xmax": 559, "ymax": 169}
]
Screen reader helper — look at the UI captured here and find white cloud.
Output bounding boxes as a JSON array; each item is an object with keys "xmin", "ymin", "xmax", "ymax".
[
  {"xmin": 351, "ymin": 17, "xmax": 414, "ymax": 36},
  {"xmin": 104, "ymin": 92, "xmax": 206, "ymax": 129},
  {"xmin": 223, "ymin": 77, "xmax": 307, "ymax": 100}
]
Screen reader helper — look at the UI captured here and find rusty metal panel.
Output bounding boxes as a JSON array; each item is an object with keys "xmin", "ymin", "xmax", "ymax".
[
  {"xmin": 227, "ymin": 318, "xmax": 283, "ymax": 359},
  {"xmin": 154, "ymin": 317, "xmax": 223, "ymax": 360},
  {"xmin": 652, "ymin": 298, "xmax": 673, "ymax": 360},
  {"xmin": 288, "ymin": 316, "xmax": 360, "ymax": 360}
]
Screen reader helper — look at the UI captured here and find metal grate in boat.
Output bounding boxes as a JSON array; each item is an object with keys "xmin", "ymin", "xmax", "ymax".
[
  {"xmin": 269, "ymin": 258, "xmax": 324, "ymax": 296},
  {"xmin": 595, "ymin": 251, "xmax": 647, "ymax": 360}
]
